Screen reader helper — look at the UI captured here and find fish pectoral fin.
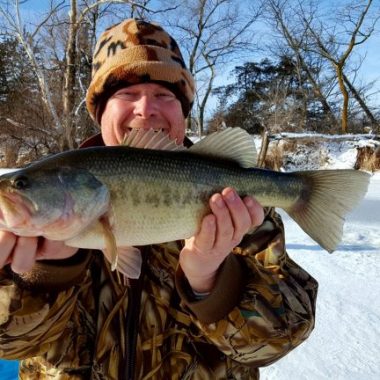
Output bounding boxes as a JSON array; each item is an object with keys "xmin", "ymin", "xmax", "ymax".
[
  {"xmin": 115, "ymin": 246, "xmax": 142, "ymax": 279},
  {"xmin": 189, "ymin": 127, "xmax": 257, "ymax": 168},
  {"xmin": 99, "ymin": 216, "xmax": 118, "ymax": 271},
  {"xmin": 99, "ymin": 215, "xmax": 142, "ymax": 278},
  {"xmin": 122, "ymin": 128, "xmax": 186, "ymax": 151}
]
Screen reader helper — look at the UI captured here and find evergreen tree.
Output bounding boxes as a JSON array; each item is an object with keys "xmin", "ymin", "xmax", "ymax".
[
  {"xmin": 210, "ymin": 56, "xmax": 337, "ymax": 133},
  {"xmin": 0, "ymin": 36, "xmax": 37, "ymax": 111}
]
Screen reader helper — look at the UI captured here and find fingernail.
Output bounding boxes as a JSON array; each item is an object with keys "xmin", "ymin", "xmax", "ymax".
[
  {"xmin": 213, "ymin": 194, "xmax": 225, "ymax": 208},
  {"xmin": 11, "ymin": 265, "xmax": 26, "ymax": 274},
  {"xmin": 225, "ymin": 189, "xmax": 236, "ymax": 202}
]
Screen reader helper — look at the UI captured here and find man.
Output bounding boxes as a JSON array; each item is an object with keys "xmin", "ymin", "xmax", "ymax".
[{"xmin": 0, "ymin": 19, "xmax": 318, "ymax": 379}]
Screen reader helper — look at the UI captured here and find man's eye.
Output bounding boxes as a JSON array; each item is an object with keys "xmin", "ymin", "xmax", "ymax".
[
  {"xmin": 118, "ymin": 93, "xmax": 134, "ymax": 98},
  {"xmin": 157, "ymin": 93, "xmax": 175, "ymax": 100},
  {"xmin": 114, "ymin": 91, "xmax": 136, "ymax": 99}
]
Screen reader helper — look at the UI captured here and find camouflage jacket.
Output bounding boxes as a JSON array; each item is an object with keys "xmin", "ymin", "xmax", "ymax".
[
  {"xmin": 0, "ymin": 207, "xmax": 318, "ymax": 380},
  {"xmin": 0, "ymin": 134, "xmax": 318, "ymax": 378}
]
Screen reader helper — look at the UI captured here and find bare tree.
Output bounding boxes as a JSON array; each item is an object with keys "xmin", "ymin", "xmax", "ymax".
[
  {"xmin": 0, "ymin": 0, "xmax": 156, "ymax": 150},
  {"xmin": 161, "ymin": 0, "xmax": 261, "ymax": 136},
  {"xmin": 263, "ymin": 0, "xmax": 380, "ymax": 133},
  {"xmin": 264, "ymin": 0, "xmax": 338, "ymax": 128},
  {"xmin": 300, "ymin": 0, "xmax": 379, "ymax": 133},
  {"xmin": 63, "ymin": 0, "xmax": 155, "ymax": 149},
  {"xmin": 343, "ymin": 71, "xmax": 379, "ymax": 128},
  {"xmin": 0, "ymin": 0, "xmax": 66, "ymax": 146}
]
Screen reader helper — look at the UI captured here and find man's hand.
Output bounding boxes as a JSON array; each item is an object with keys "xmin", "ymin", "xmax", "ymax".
[
  {"xmin": 0, "ymin": 231, "xmax": 79, "ymax": 274},
  {"xmin": 179, "ymin": 187, "xmax": 264, "ymax": 293}
]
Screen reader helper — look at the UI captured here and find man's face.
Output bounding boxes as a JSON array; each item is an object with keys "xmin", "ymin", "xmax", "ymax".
[{"xmin": 100, "ymin": 83, "xmax": 186, "ymax": 146}]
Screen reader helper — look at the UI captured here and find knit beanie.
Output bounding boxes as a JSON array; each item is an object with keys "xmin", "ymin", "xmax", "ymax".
[{"xmin": 86, "ymin": 19, "xmax": 195, "ymax": 122}]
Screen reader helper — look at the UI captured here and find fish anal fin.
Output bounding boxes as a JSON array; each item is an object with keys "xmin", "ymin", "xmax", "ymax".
[
  {"xmin": 189, "ymin": 127, "xmax": 257, "ymax": 168},
  {"xmin": 115, "ymin": 246, "xmax": 142, "ymax": 279}
]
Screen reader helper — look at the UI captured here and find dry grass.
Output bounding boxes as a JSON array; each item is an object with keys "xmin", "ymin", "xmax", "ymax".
[
  {"xmin": 262, "ymin": 136, "xmax": 380, "ymax": 172},
  {"xmin": 262, "ymin": 140, "xmax": 285, "ymax": 170},
  {"xmin": 355, "ymin": 146, "xmax": 380, "ymax": 172}
]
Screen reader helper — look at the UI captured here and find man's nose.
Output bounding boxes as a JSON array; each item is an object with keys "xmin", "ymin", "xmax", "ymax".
[{"xmin": 133, "ymin": 95, "xmax": 157, "ymax": 118}]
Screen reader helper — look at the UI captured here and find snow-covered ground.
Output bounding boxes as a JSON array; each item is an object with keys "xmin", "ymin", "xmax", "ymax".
[{"xmin": 261, "ymin": 172, "xmax": 380, "ymax": 380}]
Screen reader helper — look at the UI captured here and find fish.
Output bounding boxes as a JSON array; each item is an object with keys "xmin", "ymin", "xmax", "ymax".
[{"xmin": 0, "ymin": 128, "xmax": 370, "ymax": 278}]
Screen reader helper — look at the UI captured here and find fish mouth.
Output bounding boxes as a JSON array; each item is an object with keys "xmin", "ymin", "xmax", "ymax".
[
  {"xmin": 0, "ymin": 191, "xmax": 36, "ymax": 230},
  {"xmin": 0, "ymin": 189, "xmax": 89, "ymax": 239}
]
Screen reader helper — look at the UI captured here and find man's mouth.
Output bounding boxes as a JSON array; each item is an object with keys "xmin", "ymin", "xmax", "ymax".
[{"xmin": 123, "ymin": 123, "xmax": 169, "ymax": 132}]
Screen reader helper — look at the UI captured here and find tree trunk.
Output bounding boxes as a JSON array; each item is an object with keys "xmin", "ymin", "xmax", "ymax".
[
  {"xmin": 336, "ymin": 65, "xmax": 349, "ymax": 133},
  {"xmin": 257, "ymin": 130, "xmax": 269, "ymax": 168},
  {"xmin": 63, "ymin": 0, "xmax": 78, "ymax": 149},
  {"xmin": 343, "ymin": 73, "xmax": 379, "ymax": 126},
  {"xmin": 198, "ymin": 58, "xmax": 215, "ymax": 135},
  {"xmin": 299, "ymin": 57, "xmax": 337, "ymax": 124}
]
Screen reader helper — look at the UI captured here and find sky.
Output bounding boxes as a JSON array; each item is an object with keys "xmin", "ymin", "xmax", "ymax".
[{"xmin": 4, "ymin": 0, "xmax": 379, "ymax": 114}]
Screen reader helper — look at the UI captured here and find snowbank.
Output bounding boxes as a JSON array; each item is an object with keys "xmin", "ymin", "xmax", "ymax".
[{"xmin": 261, "ymin": 173, "xmax": 380, "ymax": 380}]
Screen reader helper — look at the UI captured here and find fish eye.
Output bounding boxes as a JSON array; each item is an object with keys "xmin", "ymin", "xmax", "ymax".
[{"xmin": 12, "ymin": 175, "xmax": 30, "ymax": 190}]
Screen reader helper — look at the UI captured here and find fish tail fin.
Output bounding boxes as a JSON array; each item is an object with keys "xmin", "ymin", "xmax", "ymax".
[{"xmin": 286, "ymin": 169, "xmax": 370, "ymax": 252}]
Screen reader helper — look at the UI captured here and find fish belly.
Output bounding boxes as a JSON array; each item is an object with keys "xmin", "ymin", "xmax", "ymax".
[{"xmin": 65, "ymin": 179, "xmax": 210, "ymax": 249}]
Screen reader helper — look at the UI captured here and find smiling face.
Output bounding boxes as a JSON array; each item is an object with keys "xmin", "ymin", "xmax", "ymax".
[{"xmin": 100, "ymin": 83, "xmax": 186, "ymax": 146}]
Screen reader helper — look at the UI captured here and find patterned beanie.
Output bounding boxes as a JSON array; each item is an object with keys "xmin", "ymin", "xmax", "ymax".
[{"xmin": 86, "ymin": 19, "xmax": 195, "ymax": 122}]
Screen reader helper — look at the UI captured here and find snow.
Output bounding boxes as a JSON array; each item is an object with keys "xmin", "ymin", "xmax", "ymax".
[
  {"xmin": 261, "ymin": 173, "xmax": 380, "ymax": 380},
  {"xmin": 320, "ymin": 141, "xmax": 360, "ymax": 169},
  {"xmin": 272, "ymin": 132, "xmax": 377, "ymax": 140},
  {"xmin": 0, "ymin": 138, "xmax": 379, "ymax": 379}
]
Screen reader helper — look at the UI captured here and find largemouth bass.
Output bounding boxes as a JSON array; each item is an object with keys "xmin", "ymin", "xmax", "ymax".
[{"xmin": 0, "ymin": 128, "xmax": 370, "ymax": 277}]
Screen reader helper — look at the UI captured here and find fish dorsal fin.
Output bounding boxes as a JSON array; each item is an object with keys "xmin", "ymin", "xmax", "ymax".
[
  {"xmin": 122, "ymin": 129, "xmax": 186, "ymax": 151},
  {"xmin": 189, "ymin": 127, "xmax": 257, "ymax": 168}
]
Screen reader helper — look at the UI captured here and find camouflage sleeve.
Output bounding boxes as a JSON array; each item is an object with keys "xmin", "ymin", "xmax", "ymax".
[
  {"xmin": 176, "ymin": 209, "xmax": 318, "ymax": 367},
  {"xmin": 0, "ymin": 250, "xmax": 91, "ymax": 360}
]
